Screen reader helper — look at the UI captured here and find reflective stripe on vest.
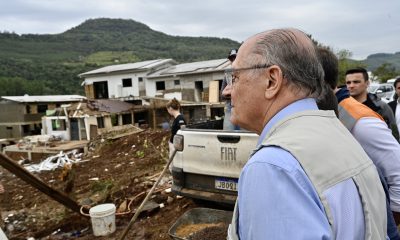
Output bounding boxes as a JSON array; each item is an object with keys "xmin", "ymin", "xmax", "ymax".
[{"xmin": 339, "ymin": 97, "xmax": 383, "ymax": 131}]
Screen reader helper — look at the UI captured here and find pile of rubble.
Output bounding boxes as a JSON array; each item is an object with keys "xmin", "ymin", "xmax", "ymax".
[
  {"xmin": 24, "ymin": 150, "xmax": 83, "ymax": 173},
  {"xmin": 0, "ymin": 128, "xmax": 200, "ymax": 239}
]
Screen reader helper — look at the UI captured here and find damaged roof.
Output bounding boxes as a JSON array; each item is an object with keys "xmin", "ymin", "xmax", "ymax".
[
  {"xmin": 86, "ymin": 99, "xmax": 136, "ymax": 113},
  {"xmin": 147, "ymin": 59, "xmax": 230, "ymax": 78},
  {"xmin": 1, "ymin": 95, "xmax": 86, "ymax": 103},
  {"xmin": 79, "ymin": 59, "xmax": 175, "ymax": 77},
  {"xmin": 68, "ymin": 99, "xmax": 139, "ymax": 117}
]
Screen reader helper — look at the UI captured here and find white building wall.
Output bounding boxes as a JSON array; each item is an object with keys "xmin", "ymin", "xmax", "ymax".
[
  {"xmin": 164, "ymin": 92, "xmax": 182, "ymax": 100},
  {"xmin": 146, "ymin": 72, "xmax": 225, "ymax": 101},
  {"xmin": 84, "ymin": 72, "xmax": 149, "ymax": 98},
  {"xmin": 145, "ymin": 79, "xmax": 156, "ymax": 97},
  {"xmin": 85, "ymin": 116, "xmax": 98, "ymax": 140},
  {"xmin": 42, "ymin": 116, "xmax": 70, "ymax": 140}
]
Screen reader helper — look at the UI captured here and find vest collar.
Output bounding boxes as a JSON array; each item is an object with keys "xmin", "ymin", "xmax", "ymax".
[{"xmin": 258, "ymin": 98, "xmax": 318, "ymax": 146}]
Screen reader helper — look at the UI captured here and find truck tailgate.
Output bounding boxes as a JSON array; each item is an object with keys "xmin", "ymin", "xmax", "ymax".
[{"xmin": 174, "ymin": 130, "xmax": 258, "ymax": 178}]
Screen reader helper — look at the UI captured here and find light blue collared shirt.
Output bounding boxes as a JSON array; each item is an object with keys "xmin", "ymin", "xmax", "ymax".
[{"xmin": 238, "ymin": 98, "xmax": 365, "ymax": 240}]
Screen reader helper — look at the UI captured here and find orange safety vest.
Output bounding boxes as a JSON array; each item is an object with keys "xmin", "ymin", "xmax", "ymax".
[{"xmin": 338, "ymin": 97, "xmax": 383, "ymax": 131}]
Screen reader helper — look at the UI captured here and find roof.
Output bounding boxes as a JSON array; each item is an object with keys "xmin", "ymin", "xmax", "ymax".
[
  {"xmin": 1, "ymin": 95, "xmax": 86, "ymax": 103},
  {"xmin": 86, "ymin": 99, "xmax": 136, "ymax": 113},
  {"xmin": 79, "ymin": 59, "xmax": 175, "ymax": 77},
  {"xmin": 67, "ymin": 99, "xmax": 137, "ymax": 117},
  {"xmin": 147, "ymin": 59, "xmax": 230, "ymax": 78}
]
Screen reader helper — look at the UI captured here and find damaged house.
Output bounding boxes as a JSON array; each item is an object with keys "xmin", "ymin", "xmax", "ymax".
[
  {"xmin": 78, "ymin": 58, "xmax": 231, "ymax": 126},
  {"xmin": 79, "ymin": 59, "xmax": 176, "ymax": 100},
  {"xmin": 42, "ymin": 99, "xmax": 140, "ymax": 141},
  {"xmin": 145, "ymin": 58, "xmax": 231, "ymax": 122},
  {"xmin": 79, "ymin": 58, "xmax": 230, "ymax": 102},
  {"xmin": 0, "ymin": 95, "xmax": 86, "ymax": 139},
  {"xmin": 146, "ymin": 58, "xmax": 231, "ymax": 102}
]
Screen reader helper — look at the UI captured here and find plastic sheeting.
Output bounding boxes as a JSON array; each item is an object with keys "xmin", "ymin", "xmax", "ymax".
[{"xmin": 24, "ymin": 150, "xmax": 82, "ymax": 173}]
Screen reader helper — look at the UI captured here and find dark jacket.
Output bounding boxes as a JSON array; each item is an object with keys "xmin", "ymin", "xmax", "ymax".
[
  {"xmin": 364, "ymin": 93, "xmax": 399, "ymax": 140},
  {"xmin": 170, "ymin": 114, "xmax": 186, "ymax": 143},
  {"xmin": 389, "ymin": 100, "xmax": 397, "ymax": 116}
]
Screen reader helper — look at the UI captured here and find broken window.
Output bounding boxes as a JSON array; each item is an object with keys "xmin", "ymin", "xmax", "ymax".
[
  {"xmin": 156, "ymin": 81, "xmax": 165, "ymax": 91},
  {"xmin": 111, "ymin": 114, "xmax": 118, "ymax": 126},
  {"xmin": 174, "ymin": 80, "xmax": 180, "ymax": 86},
  {"xmin": 93, "ymin": 81, "xmax": 109, "ymax": 99},
  {"xmin": 51, "ymin": 119, "xmax": 66, "ymax": 131},
  {"xmin": 97, "ymin": 117, "xmax": 105, "ymax": 129},
  {"xmin": 138, "ymin": 77, "xmax": 143, "ymax": 82},
  {"xmin": 37, "ymin": 104, "xmax": 48, "ymax": 113},
  {"xmin": 122, "ymin": 78, "xmax": 132, "ymax": 87},
  {"xmin": 22, "ymin": 125, "xmax": 30, "ymax": 134},
  {"xmin": 194, "ymin": 81, "xmax": 204, "ymax": 102},
  {"xmin": 122, "ymin": 113, "xmax": 132, "ymax": 125}
]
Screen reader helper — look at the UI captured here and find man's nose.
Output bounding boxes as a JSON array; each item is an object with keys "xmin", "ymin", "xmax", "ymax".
[{"xmin": 222, "ymin": 84, "xmax": 232, "ymax": 97}]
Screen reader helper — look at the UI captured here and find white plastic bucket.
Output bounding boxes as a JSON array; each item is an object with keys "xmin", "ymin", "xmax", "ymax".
[{"xmin": 89, "ymin": 203, "xmax": 116, "ymax": 236}]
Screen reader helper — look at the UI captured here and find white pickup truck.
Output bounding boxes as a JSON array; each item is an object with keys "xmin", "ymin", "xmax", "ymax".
[{"xmin": 171, "ymin": 119, "xmax": 258, "ymax": 204}]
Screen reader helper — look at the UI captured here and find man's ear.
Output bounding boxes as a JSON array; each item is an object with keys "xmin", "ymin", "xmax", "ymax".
[{"xmin": 264, "ymin": 66, "xmax": 283, "ymax": 99}]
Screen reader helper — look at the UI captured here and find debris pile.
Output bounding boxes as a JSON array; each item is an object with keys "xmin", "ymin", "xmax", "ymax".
[
  {"xmin": 3, "ymin": 210, "xmax": 30, "ymax": 233},
  {"xmin": 24, "ymin": 150, "xmax": 83, "ymax": 173},
  {"xmin": 16, "ymin": 135, "xmax": 60, "ymax": 150},
  {"xmin": 0, "ymin": 128, "xmax": 201, "ymax": 239}
]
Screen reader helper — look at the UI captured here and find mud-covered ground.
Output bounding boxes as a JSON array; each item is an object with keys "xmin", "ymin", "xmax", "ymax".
[{"xmin": 0, "ymin": 128, "xmax": 208, "ymax": 240}]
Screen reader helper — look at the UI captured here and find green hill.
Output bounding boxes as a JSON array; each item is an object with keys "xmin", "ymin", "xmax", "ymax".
[
  {"xmin": 0, "ymin": 18, "xmax": 399, "ymax": 96},
  {"xmin": 0, "ymin": 18, "xmax": 239, "ymax": 96},
  {"xmin": 363, "ymin": 52, "xmax": 400, "ymax": 71}
]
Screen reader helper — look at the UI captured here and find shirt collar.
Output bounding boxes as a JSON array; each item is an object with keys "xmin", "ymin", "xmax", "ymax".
[{"xmin": 257, "ymin": 98, "xmax": 318, "ymax": 146}]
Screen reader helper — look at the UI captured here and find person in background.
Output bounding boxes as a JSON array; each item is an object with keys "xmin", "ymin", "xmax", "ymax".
[
  {"xmin": 160, "ymin": 119, "xmax": 170, "ymax": 131},
  {"xmin": 166, "ymin": 98, "xmax": 186, "ymax": 158},
  {"xmin": 388, "ymin": 77, "xmax": 400, "ymax": 135},
  {"xmin": 221, "ymin": 49, "xmax": 240, "ymax": 130},
  {"xmin": 317, "ymin": 46, "xmax": 400, "ymax": 239},
  {"xmin": 225, "ymin": 27, "xmax": 386, "ymax": 240},
  {"xmin": 346, "ymin": 67, "xmax": 398, "ymax": 140}
]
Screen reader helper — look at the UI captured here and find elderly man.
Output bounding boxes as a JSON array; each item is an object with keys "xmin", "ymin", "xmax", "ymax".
[{"xmin": 225, "ymin": 28, "xmax": 386, "ymax": 239}]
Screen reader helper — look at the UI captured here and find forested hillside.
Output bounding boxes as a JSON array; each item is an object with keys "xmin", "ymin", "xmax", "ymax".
[
  {"xmin": 0, "ymin": 18, "xmax": 399, "ymax": 96},
  {"xmin": 0, "ymin": 18, "xmax": 239, "ymax": 96},
  {"xmin": 364, "ymin": 53, "xmax": 400, "ymax": 71}
]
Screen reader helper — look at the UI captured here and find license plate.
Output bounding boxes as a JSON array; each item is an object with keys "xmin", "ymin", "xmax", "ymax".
[{"xmin": 215, "ymin": 178, "xmax": 238, "ymax": 191}]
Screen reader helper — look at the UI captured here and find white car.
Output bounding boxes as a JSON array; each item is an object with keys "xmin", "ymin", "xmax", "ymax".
[{"xmin": 368, "ymin": 83, "xmax": 395, "ymax": 103}]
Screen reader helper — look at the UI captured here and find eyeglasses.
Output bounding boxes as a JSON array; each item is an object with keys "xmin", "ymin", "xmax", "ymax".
[{"xmin": 224, "ymin": 64, "xmax": 272, "ymax": 86}]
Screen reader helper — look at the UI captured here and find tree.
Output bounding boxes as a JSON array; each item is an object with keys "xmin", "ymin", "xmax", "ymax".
[
  {"xmin": 372, "ymin": 63, "xmax": 399, "ymax": 82},
  {"xmin": 337, "ymin": 49, "xmax": 366, "ymax": 85}
]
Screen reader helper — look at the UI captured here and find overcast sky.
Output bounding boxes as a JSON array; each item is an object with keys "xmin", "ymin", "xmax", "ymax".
[{"xmin": 0, "ymin": 0, "xmax": 399, "ymax": 60}]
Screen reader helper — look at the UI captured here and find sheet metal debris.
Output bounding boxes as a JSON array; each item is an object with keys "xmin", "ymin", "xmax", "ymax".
[{"xmin": 24, "ymin": 150, "xmax": 82, "ymax": 172}]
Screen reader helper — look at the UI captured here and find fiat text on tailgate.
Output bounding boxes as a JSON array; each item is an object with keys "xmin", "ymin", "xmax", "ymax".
[{"xmin": 171, "ymin": 124, "xmax": 258, "ymax": 204}]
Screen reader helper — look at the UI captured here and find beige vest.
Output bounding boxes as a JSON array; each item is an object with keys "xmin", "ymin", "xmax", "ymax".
[{"xmin": 228, "ymin": 110, "xmax": 386, "ymax": 240}]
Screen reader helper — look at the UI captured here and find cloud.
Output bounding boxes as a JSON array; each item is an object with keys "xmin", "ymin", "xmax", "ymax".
[{"xmin": 0, "ymin": 0, "xmax": 399, "ymax": 59}]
